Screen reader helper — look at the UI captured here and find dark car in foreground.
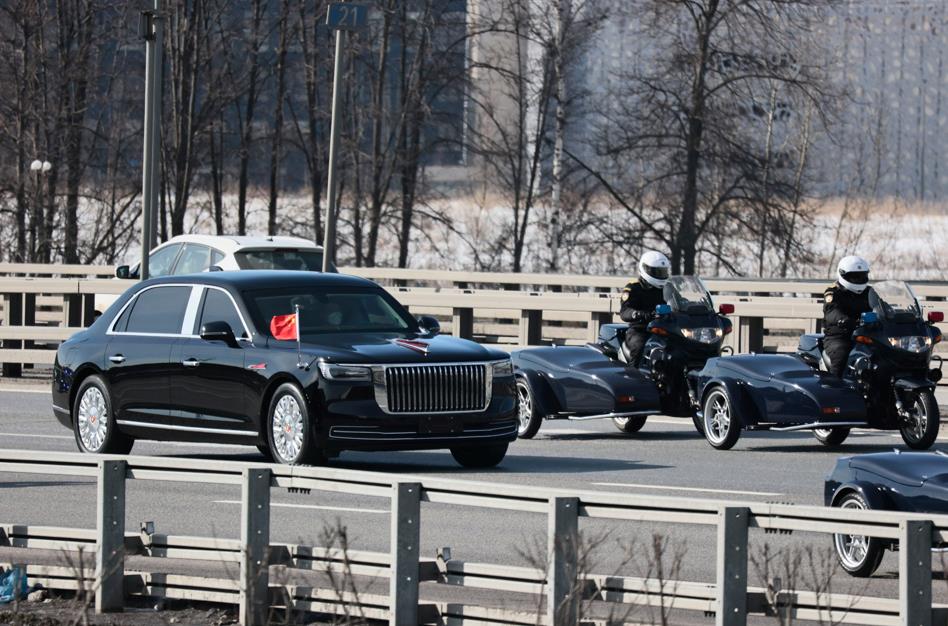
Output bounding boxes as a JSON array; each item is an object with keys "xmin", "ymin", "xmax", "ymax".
[
  {"xmin": 825, "ymin": 451, "xmax": 948, "ymax": 576},
  {"xmin": 52, "ymin": 271, "xmax": 517, "ymax": 467}
]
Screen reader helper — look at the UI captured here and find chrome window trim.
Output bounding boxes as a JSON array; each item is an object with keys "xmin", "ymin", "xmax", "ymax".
[
  {"xmin": 329, "ymin": 360, "xmax": 506, "ymax": 415},
  {"xmin": 106, "ymin": 283, "xmax": 200, "ymax": 338}
]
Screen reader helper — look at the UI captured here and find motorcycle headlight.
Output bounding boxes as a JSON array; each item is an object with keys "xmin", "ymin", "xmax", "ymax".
[
  {"xmin": 887, "ymin": 336, "xmax": 932, "ymax": 353},
  {"xmin": 491, "ymin": 359, "xmax": 514, "ymax": 377},
  {"xmin": 681, "ymin": 327, "xmax": 724, "ymax": 344},
  {"xmin": 318, "ymin": 362, "xmax": 373, "ymax": 382}
]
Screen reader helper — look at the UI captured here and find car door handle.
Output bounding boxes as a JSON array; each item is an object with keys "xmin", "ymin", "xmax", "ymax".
[
  {"xmin": 109, "ymin": 354, "xmax": 126, "ymax": 364},
  {"xmin": 182, "ymin": 359, "xmax": 200, "ymax": 368}
]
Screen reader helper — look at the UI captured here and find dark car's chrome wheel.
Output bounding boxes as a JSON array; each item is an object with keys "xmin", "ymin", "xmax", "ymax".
[
  {"xmin": 832, "ymin": 492, "xmax": 885, "ymax": 577},
  {"xmin": 266, "ymin": 383, "xmax": 324, "ymax": 465},
  {"xmin": 900, "ymin": 391, "xmax": 939, "ymax": 450},
  {"xmin": 72, "ymin": 375, "xmax": 133, "ymax": 455},
  {"xmin": 813, "ymin": 427, "xmax": 850, "ymax": 447},
  {"xmin": 515, "ymin": 378, "xmax": 542, "ymax": 439},
  {"xmin": 702, "ymin": 388, "xmax": 740, "ymax": 450}
]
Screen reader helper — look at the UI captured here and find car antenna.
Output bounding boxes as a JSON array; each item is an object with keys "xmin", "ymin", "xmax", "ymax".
[{"xmin": 295, "ymin": 303, "xmax": 305, "ymax": 369}]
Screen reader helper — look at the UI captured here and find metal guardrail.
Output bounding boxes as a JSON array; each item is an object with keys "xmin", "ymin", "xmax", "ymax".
[
  {"xmin": 1, "ymin": 265, "xmax": 948, "ymax": 374},
  {"xmin": 0, "ymin": 449, "xmax": 946, "ymax": 626}
]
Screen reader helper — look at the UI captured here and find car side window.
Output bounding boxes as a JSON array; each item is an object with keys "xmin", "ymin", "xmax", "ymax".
[
  {"xmin": 210, "ymin": 248, "xmax": 224, "ymax": 267},
  {"xmin": 123, "ymin": 286, "xmax": 192, "ymax": 334},
  {"xmin": 148, "ymin": 244, "xmax": 182, "ymax": 278},
  {"xmin": 199, "ymin": 288, "xmax": 247, "ymax": 338},
  {"xmin": 174, "ymin": 244, "xmax": 212, "ymax": 275}
]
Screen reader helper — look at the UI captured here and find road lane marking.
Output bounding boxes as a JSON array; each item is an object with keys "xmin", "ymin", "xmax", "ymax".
[
  {"xmin": 0, "ymin": 387, "xmax": 49, "ymax": 394},
  {"xmin": 214, "ymin": 500, "xmax": 387, "ymax": 514},
  {"xmin": 592, "ymin": 482, "xmax": 783, "ymax": 497}
]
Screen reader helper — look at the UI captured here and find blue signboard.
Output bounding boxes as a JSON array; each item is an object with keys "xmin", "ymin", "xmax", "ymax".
[{"xmin": 327, "ymin": 3, "xmax": 368, "ymax": 31}]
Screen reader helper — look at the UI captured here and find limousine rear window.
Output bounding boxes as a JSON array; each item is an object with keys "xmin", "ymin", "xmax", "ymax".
[
  {"xmin": 124, "ymin": 286, "xmax": 192, "ymax": 334},
  {"xmin": 243, "ymin": 286, "xmax": 415, "ymax": 336}
]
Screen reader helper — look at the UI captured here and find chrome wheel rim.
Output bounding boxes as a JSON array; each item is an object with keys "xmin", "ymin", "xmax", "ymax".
[
  {"xmin": 614, "ymin": 417, "xmax": 630, "ymax": 427},
  {"xmin": 516, "ymin": 381, "xmax": 532, "ymax": 434},
  {"xmin": 77, "ymin": 387, "xmax": 108, "ymax": 452},
  {"xmin": 814, "ymin": 428, "xmax": 832, "ymax": 438},
  {"xmin": 272, "ymin": 395, "xmax": 304, "ymax": 462},
  {"xmin": 905, "ymin": 397, "xmax": 928, "ymax": 443},
  {"xmin": 834, "ymin": 498, "xmax": 870, "ymax": 569},
  {"xmin": 704, "ymin": 391, "xmax": 730, "ymax": 445}
]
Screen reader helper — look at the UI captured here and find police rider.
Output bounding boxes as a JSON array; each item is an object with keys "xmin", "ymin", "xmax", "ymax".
[
  {"xmin": 620, "ymin": 250, "xmax": 671, "ymax": 365},
  {"xmin": 822, "ymin": 255, "xmax": 873, "ymax": 378}
]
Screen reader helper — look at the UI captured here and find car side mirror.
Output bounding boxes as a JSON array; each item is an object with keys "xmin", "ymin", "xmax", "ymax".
[
  {"xmin": 417, "ymin": 315, "xmax": 441, "ymax": 336},
  {"xmin": 201, "ymin": 321, "xmax": 239, "ymax": 347},
  {"xmin": 655, "ymin": 304, "xmax": 672, "ymax": 316},
  {"xmin": 718, "ymin": 303, "xmax": 735, "ymax": 315},
  {"xmin": 860, "ymin": 311, "xmax": 879, "ymax": 325},
  {"xmin": 115, "ymin": 265, "xmax": 130, "ymax": 279}
]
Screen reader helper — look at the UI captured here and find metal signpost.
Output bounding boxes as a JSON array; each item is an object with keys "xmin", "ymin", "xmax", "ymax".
[
  {"xmin": 139, "ymin": 1, "xmax": 163, "ymax": 281},
  {"xmin": 321, "ymin": 3, "xmax": 368, "ymax": 273}
]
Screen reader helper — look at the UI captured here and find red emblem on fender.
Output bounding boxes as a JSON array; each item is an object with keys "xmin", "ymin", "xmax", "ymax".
[
  {"xmin": 393, "ymin": 339, "xmax": 430, "ymax": 355},
  {"xmin": 247, "ymin": 362, "xmax": 267, "ymax": 371}
]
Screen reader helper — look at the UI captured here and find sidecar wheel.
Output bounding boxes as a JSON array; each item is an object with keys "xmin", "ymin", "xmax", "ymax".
[
  {"xmin": 702, "ymin": 387, "xmax": 741, "ymax": 450},
  {"xmin": 613, "ymin": 415, "xmax": 647, "ymax": 433},
  {"xmin": 516, "ymin": 377, "xmax": 543, "ymax": 439},
  {"xmin": 900, "ymin": 390, "xmax": 939, "ymax": 450},
  {"xmin": 832, "ymin": 492, "xmax": 885, "ymax": 577},
  {"xmin": 813, "ymin": 427, "xmax": 850, "ymax": 447}
]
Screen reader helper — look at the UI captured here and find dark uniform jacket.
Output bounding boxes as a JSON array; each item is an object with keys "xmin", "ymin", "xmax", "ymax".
[
  {"xmin": 823, "ymin": 283, "xmax": 873, "ymax": 338},
  {"xmin": 620, "ymin": 279, "xmax": 666, "ymax": 330}
]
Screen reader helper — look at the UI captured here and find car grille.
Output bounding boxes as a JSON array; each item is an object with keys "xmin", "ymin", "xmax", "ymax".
[{"xmin": 381, "ymin": 364, "xmax": 491, "ymax": 413}]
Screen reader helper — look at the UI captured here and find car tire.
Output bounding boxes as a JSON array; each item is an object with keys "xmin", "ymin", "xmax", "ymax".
[
  {"xmin": 612, "ymin": 416, "xmax": 647, "ymax": 433},
  {"xmin": 516, "ymin": 377, "xmax": 543, "ymax": 439},
  {"xmin": 832, "ymin": 491, "xmax": 885, "ymax": 577},
  {"xmin": 702, "ymin": 387, "xmax": 741, "ymax": 450},
  {"xmin": 266, "ymin": 383, "xmax": 324, "ymax": 465},
  {"xmin": 72, "ymin": 375, "xmax": 133, "ymax": 455},
  {"xmin": 899, "ymin": 390, "xmax": 939, "ymax": 450},
  {"xmin": 451, "ymin": 443, "xmax": 508, "ymax": 468},
  {"xmin": 691, "ymin": 412, "xmax": 706, "ymax": 436},
  {"xmin": 813, "ymin": 427, "xmax": 850, "ymax": 447}
]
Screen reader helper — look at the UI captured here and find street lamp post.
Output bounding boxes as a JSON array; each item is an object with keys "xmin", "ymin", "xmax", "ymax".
[
  {"xmin": 140, "ymin": 1, "xmax": 163, "ymax": 281},
  {"xmin": 322, "ymin": 3, "xmax": 367, "ymax": 273}
]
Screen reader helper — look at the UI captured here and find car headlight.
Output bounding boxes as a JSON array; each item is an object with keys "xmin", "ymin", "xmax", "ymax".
[
  {"xmin": 318, "ymin": 362, "xmax": 373, "ymax": 382},
  {"xmin": 491, "ymin": 359, "xmax": 514, "ymax": 376},
  {"xmin": 681, "ymin": 327, "xmax": 724, "ymax": 344},
  {"xmin": 888, "ymin": 336, "xmax": 932, "ymax": 353}
]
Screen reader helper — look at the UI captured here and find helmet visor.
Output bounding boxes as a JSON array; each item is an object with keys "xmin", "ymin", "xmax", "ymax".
[
  {"xmin": 840, "ymin": 270, "xmax": 869, "ymax": 285},
  {"xmin": 644, "ymin": 266, "xmax": 670, "ymax": 281}
]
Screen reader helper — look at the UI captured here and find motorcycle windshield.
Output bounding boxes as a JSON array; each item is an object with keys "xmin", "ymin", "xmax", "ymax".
[
  {"xmin": 663, "ymin": 276, "xmax": 715, "ymax": 314},
  {"xmin": 869, "ymin": 280, "xmax": 922, "ymax": 322}
]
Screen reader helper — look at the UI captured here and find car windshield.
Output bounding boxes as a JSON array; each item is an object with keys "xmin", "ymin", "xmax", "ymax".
[
  {"xmin": 234, "ymin": 249, "xmax": 331, "ymax": 272},
  {"xmin": 243, "ymin": 286, "xmax": 416, "ymax": 337},
  {"xmin": 663, "ymin": 275, "xmax": 714, "ymax": 314},
  {"xmin": 868, "ymin": 280, "xmax": 922, "ymax": 321}
]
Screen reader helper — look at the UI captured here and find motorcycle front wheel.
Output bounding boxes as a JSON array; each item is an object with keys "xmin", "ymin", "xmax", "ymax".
[{"xmin": 899, "ymin": 390, "xmax": 939, "ymax": 450}]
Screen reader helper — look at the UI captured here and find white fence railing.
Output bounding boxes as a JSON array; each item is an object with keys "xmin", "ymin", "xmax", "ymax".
[{"xmin": 0, "ymin": 449, "xmax": 946, "ymax": 626}]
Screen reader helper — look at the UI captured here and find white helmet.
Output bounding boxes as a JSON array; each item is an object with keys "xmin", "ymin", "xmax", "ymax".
[
  {"xmin": 638, "ymin": 250, "xmax": 671, "ymax": 289},
  {"xmin": 837, "ymin": 255, "xmax": 870, "ymax": 294}
]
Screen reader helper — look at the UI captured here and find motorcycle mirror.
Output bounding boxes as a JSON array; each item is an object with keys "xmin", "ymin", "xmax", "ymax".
[
  {"xmin": 860, "ymin": 311, "xmax": 879, "ymax": 324},
  {"xmin": 718, "ymin": 303, "xmax": 735, "ymax": 315},
  {"xmin": 928, "ymin": 311, "xmax": 944, "ymax": 323},
  {"xmin": 655, "ymin": 304, "xmax": 672, "ymax": 316}
]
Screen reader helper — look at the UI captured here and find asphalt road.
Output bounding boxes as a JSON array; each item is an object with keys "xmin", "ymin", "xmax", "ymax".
[{"xmin": 4, "ymin": 383, "xmax": 948, "ymax": 614}]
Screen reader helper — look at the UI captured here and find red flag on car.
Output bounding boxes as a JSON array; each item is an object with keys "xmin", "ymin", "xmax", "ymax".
[{"xmin": 270, "ymin": 312, "xmax": 299, "ymax": 341}]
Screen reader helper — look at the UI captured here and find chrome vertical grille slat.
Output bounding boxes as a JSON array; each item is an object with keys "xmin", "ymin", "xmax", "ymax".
[{"xmin": 379, "ymin": 363, "xmax": 491, "ymax": 414}]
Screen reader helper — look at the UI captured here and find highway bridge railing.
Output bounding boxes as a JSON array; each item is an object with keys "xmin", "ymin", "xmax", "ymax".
[
  {"xmin": 1, "ymin": 264, "xmax": 948, "ymax": 375},
  {"xmin": 0, "ymin": 449, "xmax": 946, "ymax": 625}
]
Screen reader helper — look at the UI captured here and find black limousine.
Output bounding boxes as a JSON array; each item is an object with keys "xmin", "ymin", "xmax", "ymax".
[{"xmin": 52, "ymin": 271, "xmax": 518, "ymax": 467}]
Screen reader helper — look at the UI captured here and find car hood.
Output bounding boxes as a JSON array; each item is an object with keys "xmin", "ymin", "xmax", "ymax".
[
  {"xmin": 849, "ymin": 452, "xmax": 948, "ymax": 488},
  {"xmin": 277, "ymin": 332, "xmax": 507, "ymax": 364}
]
